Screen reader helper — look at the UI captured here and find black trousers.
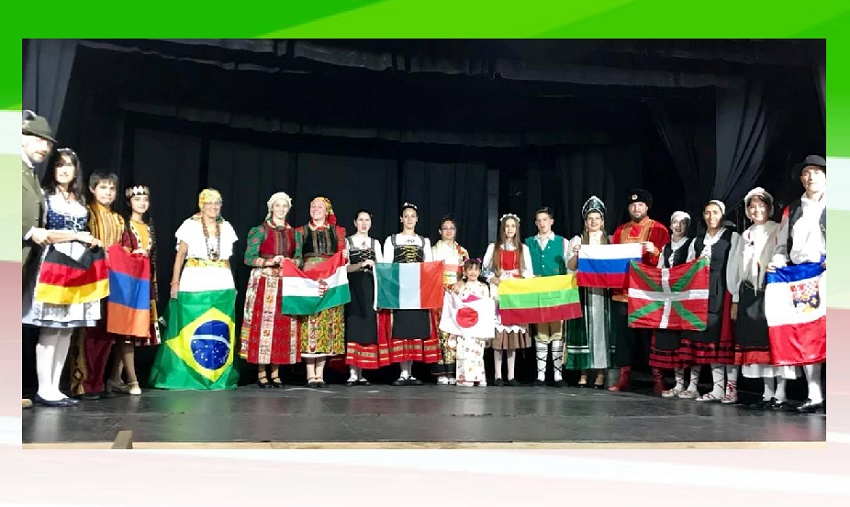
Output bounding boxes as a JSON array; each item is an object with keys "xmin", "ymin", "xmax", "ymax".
[{"xmin": 612, "ymin": 301, "xmax": 651, "ymax": 368}]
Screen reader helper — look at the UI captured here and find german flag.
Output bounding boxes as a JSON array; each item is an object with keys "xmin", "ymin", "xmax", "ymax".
[
  {"xmin": 35, "ymin": 242, "xmax": 109, "ymax": 305},
  {"xmin": 106, "ymin": 245, "xmax": 151, "ymax": 337}
]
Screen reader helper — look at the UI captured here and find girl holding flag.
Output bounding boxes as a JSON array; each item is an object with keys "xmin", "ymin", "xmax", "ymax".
[
  {"xmin": 106, "ymin": 185, "xmax": 161, "ymax": 396},
  {"xmin": 482, "ymin": 213, "xmax": 533, "ymax": 386},
  {"xmin": 382, "ymin": 202, "xmax": 440, "ymax": 386},
  {"xmin": 293, "ymin": 196, "xmax": 348, "ymax": 388},
  {"xmin": 452, "ymin": 258, "xmax": 491, "ymax": 387},
  {"xmin": 23, "ymin": 148, "xmax": 102, "ymax": 407}
]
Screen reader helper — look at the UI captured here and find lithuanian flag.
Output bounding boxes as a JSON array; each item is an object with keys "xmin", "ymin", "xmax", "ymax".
[{"xmin": 498, "ymin": 274, "xmax": 582, "ymax": 326}]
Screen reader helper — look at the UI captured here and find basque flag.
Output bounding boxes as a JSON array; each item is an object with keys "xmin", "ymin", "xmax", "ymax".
[{"xmin": 577, "ymin": 243, "xmax": 644, "ymax": 288}]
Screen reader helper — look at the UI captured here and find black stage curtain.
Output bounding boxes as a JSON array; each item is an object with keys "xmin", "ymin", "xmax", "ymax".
[
  {"xmin": 650, "ymin": 100, "xmax": 716, "ymax": 223},
  {"xmin": 714, "ymin": 81, "xmax": 780, "ymax": 214},
  {"xmin": 814, "ymin": 58, "xmax": 826, "ymax": 131},
  {"xmin": 23, "ymin": 40, "xmax": 77, "ymax": 139}
]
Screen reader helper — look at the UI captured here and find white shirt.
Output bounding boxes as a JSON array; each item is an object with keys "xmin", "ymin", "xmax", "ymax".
[
  {"xmin": 658, "ymin": 236, "xmax": 694, "ymax": 269},
  {"xmin": 535, "ymin": 231, "xmax": 570, "ymax": 260},
  {"xmin": 772, "ymin": 193, "xmax": 826, "ymax": 266},
  {"xmin": 175, "ymin": 218, "xmax": 238, "ymax": 260},
  {"xmin": 726, "ymin": 221, "xmax": 780, "ymax": 302},
  {"xmin": 686, "ymin": 227, "xmax": 741, "ymax": 264}
]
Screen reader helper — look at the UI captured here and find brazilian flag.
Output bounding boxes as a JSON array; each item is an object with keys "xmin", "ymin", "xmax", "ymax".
[{"xmin": 149, "ymin": 289, "xmax": 239, "ymax": 390}]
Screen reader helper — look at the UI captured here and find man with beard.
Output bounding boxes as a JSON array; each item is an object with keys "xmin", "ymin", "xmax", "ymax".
[
  {"xmin": 22, "ymin": 111, "xmax": 55, "ymax": 409},
  {"xmin": 608, "ymin": 189, "xmax": 670, "ymax": 392}
]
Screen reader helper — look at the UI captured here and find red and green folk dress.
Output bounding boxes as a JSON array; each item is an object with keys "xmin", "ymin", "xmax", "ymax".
[
  {"xmin": 240, "ymin": 220, "xmax": 301, "ymax": 365},
  {"xmin": 294, "ymin": 222, "xmax": 348, "ymax": 358}
]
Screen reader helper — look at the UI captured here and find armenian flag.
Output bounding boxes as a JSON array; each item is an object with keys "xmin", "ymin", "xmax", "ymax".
[{"xmin": 105, "ymin": 245, "xmax": 151, "ymax": 337}]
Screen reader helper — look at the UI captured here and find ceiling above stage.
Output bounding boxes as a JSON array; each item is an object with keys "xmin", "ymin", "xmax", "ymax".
[{"xmin": 60, "ymin": 39, "xmax": 823, "ymax": 149}]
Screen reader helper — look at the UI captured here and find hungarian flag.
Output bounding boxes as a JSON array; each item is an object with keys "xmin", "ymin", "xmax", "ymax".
[
  {"xmin": 149, "ymin": 289, "xmax": 239, "ymax": 390},
  {"xmin": 627, "ymin": 258, "xmax": 709, "ymax": 331},
  {"xmin": 577, "ymin": 243, "xmax": 644, "ymax": 288},
  {"xmin": 35, "ymin": 242, "xmax": 109, "ymax": 304},
  {"xmin": 438, "ymin": 292, "xmax": 496, "ymax": 338},
  {"xmin": 280, "ymin": 251, "xmax": 350, "ymax": 315},
  {"xmin": 765, "ymin": 262, "xmax": 826, "ymax": 365},
  {"xmin": 498, "ymin": 274, "xmax": 582, "ymax": 326},
  {"xmin": 105, "ymin": 245, "xmax": 151, "ymax": 337},
  {"xmin": 374, "ymin": 261, "xmax": 443, "ymax": 309}
]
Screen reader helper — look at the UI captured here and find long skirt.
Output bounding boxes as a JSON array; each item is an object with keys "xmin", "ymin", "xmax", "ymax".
[
  {"xmin": 388, "ymin": 309, "xmax": 440, "ymax": 364},
  {"xmin": 735, "ymin": 281, "xmax": 798, "ymax": 379},
  {"xmin": 240, "ymin": 267, "xmax": 301, "ymax": 365},
  {"xmin": 300, "ymin": 257, "xmax": 345, "ymax": 358},
  {"xmin": 432, "ymin": 307, "xmax": 457, "ymax": 375},
  {"xmin": 345, "ymin": 270, "xmax": 391, "ymax": 369},
  {"xmin": 678, "ymin": 292, "xmax": 736, "ymax": 365},
  {"xmin": 564, "ymin": 287, "xmax": 614, "ymax": 370}
]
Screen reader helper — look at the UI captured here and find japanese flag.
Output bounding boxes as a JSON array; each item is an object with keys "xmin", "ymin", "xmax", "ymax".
[{"xmin": 438, "ymin": 292, "xmax": 496, "ymax": 339}]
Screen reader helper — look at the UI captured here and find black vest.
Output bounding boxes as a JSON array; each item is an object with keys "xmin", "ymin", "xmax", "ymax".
[
  {"xmin": 786, "ymin": 198, "xmax": 826, "ymax": 260},
  {"xmin": 390, "ymin": 234, "xmax": 425, "ymax": 263},
  {"xmin": 661, "ymin": 238, "xmax": 694, "ymax": 269},
  {"xmin": 301, "ymin": 226, "xmax": 338, "ymax": 257},
  {"xmin": 694, "ymin": 229, "xmax": 733, "ymax": 313}
]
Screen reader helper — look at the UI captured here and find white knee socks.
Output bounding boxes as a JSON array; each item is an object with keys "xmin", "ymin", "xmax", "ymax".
[
  {"xmin": 763, "ymin": 377, "xmax": 776, "ymax": 401},
  {"xmin": 804, "ymin": 363, "xmax": 824, "ymax": 403},
  {"xmin": 535, "ymin": 342, "xmax": 548, "ymax": 381},
  {"xmin": 551, "ymin": 340, "xmax": 564, "ymax": 381},
  {"xmin": 36, "ymin": 328, "xmax": 72, "ymax": 401},
  {"xmin": 506, "ymin": 350, "xmax": 516, "ymax": 380},
  {"xmin": 494, "ymin": 350, "xmax": 503, "ymax": 380}
]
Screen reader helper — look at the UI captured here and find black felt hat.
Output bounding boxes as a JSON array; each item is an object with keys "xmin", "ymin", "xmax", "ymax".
[{"xmin": 791, "ymin": 154, "xmax": 826, "ymax": 180}]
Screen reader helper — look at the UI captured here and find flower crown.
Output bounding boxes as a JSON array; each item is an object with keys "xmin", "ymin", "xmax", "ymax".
[
  {"xmin": 500, "ymin": 213, "xmax": 520, "ymax": 223},
  {"xmin": 125, "ymin": 185, "xmax": 150, "ymax": 198}
]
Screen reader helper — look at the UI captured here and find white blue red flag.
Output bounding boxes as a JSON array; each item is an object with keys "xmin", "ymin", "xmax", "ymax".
[
  {"xmin": 577, "ymin": 243, "xmax": 644, "ymax": 288},
  {"xmin": 764, "ymin": 262, "xmax": 826, "ymax": 365}
]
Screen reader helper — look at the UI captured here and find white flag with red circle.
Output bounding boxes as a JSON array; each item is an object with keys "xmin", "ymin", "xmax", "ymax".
[{"xmin": 438, "ymin": 292, "xmax": 496, "ymax": 339}]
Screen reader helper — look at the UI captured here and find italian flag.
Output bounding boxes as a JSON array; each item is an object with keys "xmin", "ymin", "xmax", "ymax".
[
  {"xmin": 498, "ymin": 274, "xmax": 582, "ymax": 325},
  {"xmin": 374, "ymin": 261, "xmax": 444, "ymax": 309},
  {"xmin": 280, "ymin": 251, "xmax": 351, "ymax": 315}
]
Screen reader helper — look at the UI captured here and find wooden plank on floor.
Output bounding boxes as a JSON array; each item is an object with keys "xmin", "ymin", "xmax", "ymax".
[
  {"xmin": 112, "ymin": 430, "xmax": 134, "ymax": 449},
  {"xmin": 118, "ymin": 441, "xmax": 825, "ymax": 450}
]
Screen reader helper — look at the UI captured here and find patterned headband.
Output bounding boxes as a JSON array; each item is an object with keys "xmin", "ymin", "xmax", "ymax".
[
  {"xmin": 198, "ymin": 188, "xmax": 222, "ymax": 209},
  {"xmin": 401, "ymin": 201, "xmax": 418, "ymax": 212},
  {"xmin": 500, "ymin": 213, "xmax": 520, "ymax": 223},
  {"xmin": 126, "ymin": 185, "xmax": 150, "ymax": 199}
]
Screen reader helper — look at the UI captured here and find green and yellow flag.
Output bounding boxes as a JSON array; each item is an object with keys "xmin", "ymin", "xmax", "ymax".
[{"xmin": 149, "ymin": 289, "xmax": 239, "ymax": 390}]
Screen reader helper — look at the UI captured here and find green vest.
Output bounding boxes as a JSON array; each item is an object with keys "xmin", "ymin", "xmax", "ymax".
[
  {"xmin": 22, "ymin": 159, "xmax": 45, "ymax": 283},
  {"xmin": 525, "ymin": 234, "xmax": 566, "ymax": 276}
]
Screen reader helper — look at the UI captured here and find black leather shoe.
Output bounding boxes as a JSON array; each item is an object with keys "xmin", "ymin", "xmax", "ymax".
[
  {"xmin": 100, "ymin": 390, "xmax": 117, "ymax": 399},
  {"xmin": 796, "ymin": 399, "xmax": 825, "ymax": 414},
  {"xmin": 61, "ymin": 397, "xmax": 80, "ymax": 406},
  {"xmin": 346, "ymin": 379, "xmax": 357, "ymax": 386},
  {"xmin": 747, "ymin": 398, "xmax": 775, "ymax": 410},
  {"xmin": 550, "ymin": 380, "xmax": 566, "ymax": 388},
  {"xmin": 406, "ymin": 377, "xmax": 423, "ymax": 386},
  {"xmin": 768, "ymin": 400, "xmax": 791, "ymax": 411},
  {"xmin": 316, "ymin": 381, "xmax": 328, "ymax": 389},
  {"xmin": 506, "ymin": 379, "xmax": 520, "ymax": 386},
  {"xmin": 357, "ymin": 378, "xmax": 371, "ymax": 386},
  {"xmin": 392, "ymin": 378, "xmax": 407, "ymax": 386},
  {"xmin": 531, "ymin": 379, "xmax": 546, "ymax": 387},
  {"xmin": 577, "ymin": 382, "xmax": 589, "ymax": 389},
  {"xmin": 593, "ymin": 383, "xmax": 605, "ymax": 390},
  {"xmin": 34, "ymin": 394, "xmax": 75, "ymax": 407},
  {"xmin": 80, "ymin": 392, "xmax": 100, "ymax": 401},
  {"xmin": 494, "ymin": 379, "xmax": 505, "ymax": 387},
  {"xmin": 306, "ymin": 381, "xmax": 319, "ymax": 388}
]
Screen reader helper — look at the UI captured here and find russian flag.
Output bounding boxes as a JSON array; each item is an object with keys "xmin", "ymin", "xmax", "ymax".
[
  {"xmin": 765, "ymin": 262, "xmax": 826, "ymax": 366},
  {"xmin": 106, "ymin": 244, "xmax": 151, "ymax": 337},
  {"xmin": 374, "ymin": 261, "xmax": 444, "ymax": 310},
  {"xmin": 577, "ymin": 243, "xmax": 644, "ymax": 288}
]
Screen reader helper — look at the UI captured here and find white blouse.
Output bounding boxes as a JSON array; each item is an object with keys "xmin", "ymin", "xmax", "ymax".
[
  {"xmin": 347, "ymin": 234, "xmax": 384, "ymax": 263},
  {"xmin": 727, "ymin": 221, "xmax": 780, "ymax": 302},
  {"xmin": 175, "ymin": 218, "xmax": 238, "ymax": 260}
]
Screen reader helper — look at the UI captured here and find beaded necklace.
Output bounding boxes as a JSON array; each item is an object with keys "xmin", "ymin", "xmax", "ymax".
[
  {"xmin": 201, "ymin": 220, "xmax": 221, "ymax": 261},
  {"xmin": 130, "ymin": 219, "xmax": 152, "ymax": 253}
]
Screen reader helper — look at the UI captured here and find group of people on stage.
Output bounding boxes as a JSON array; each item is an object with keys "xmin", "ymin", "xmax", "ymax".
[{"xmin": 21, "ymin": 110, "xmax": 826, "ymax": 414}]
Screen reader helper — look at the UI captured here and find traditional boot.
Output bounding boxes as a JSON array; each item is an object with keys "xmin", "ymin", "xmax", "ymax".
[
  {"xmin": 608, "ymin": 366, "xmax": 631, "ymax": 392},
  {"xmin": 652, "ymin": 368, "xmax": 665, "ymax": 395}
]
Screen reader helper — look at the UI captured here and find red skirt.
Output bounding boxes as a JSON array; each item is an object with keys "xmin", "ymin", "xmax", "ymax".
[
  {"xmin": 387, "ymin": 310, "xmax": 440, "ymax": 364},
  {"xmin": 677, "ymin": 291, "xmax": 738, "ymax": 365},
  {"xmin": 239, "ymin": 268, "xmax": 300, "ymax": 365},
  {"xmin": 346, "ymin": 310, "xmax": 393, "ymax": 369}
]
